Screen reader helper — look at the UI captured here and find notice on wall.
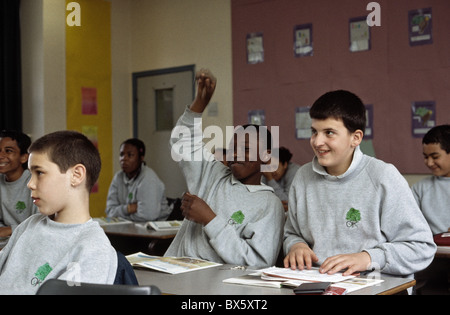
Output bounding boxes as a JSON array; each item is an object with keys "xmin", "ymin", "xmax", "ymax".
[
  {"xmin": 294, "ymin": 24, "xmax": 313, "ymax": 57},
  {"xmin": 81, "ymin": 87, "xmax": 98, "ymax": 115},
  {"xmin": 364, "ymin": 104, "xmax": 374, "ymax": 140},
  {"xmin": 295, "ymin": 107, "xmax": 312, "ymax": 140},
  {"xmin": 247, "ymin": 32, "xmax": 264, "ymax": 64},
  {"xmin": 349, "ymin": 17, "xmax": 370, "ymax": 52},
  {"xmin": 412, "ymin": 101, "xmax": 436, "ymax": 138},
  {"xmin": 248, "ymin": 109, "xmax": 266, "ymax": 125},
  {"xmin": 409, "ymin": 8, "xmax": 432, "ymax": 46}
]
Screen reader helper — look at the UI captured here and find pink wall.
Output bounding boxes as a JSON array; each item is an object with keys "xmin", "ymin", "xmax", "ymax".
[{"xmin": 232, "ymin": 0, "xmax": 450, "ymax": 173}]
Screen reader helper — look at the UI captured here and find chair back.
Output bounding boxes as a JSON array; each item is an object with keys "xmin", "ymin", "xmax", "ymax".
[{"xmin": 36, "ymin": 279, "xmax": 161, "ymax": 295}]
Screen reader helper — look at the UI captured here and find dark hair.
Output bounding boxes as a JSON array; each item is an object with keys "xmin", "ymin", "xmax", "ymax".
[
  {"xmin": 121, "ymin": 138, "xmax": 146, "ymax": 158},
  {"xmin": 278, "ymin": 147, "xmax": 293, "ymax": 164},
  {"xmin": 423, "ymin": 125, "xmax": 450, "ymax": 153},
  {"xmin": 310, "ymin": 90, "xmax": 366, "ymax": 134},
  {"xmin": 0, "ymin": 130, "xmax": 32, "ymax": 169},
  {"xmin": 28, "ymin": 130, "xmax": 101, "ymax": 192}
]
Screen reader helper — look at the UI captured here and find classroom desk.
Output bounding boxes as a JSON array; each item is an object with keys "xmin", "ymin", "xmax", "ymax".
[
  {"xmin": 101, "ymin": 222, "xmax": 177, "ymax": 240},
  {"xmin": 134, "ymin": 264, "xmax": 416, "ymax": 295},
  {"xmin": 435, "ymin": 246, "xmax": 450, "ymax": 259},
  {"xmin": 101, "ymin": 222, "xmax": 177, "ymax": 255}
]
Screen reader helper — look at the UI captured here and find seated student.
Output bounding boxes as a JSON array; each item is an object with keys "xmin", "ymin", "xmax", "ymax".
[
  {"xmin": 411, "ymin": 125, "xmax": 450, "ymax": 235},
  {"xmin": 284, "ymin": 90, "xmax": 436, "ymax": 277},
  {"xmin": 165, "ymin": 69, "xmax": 285, "ymax": 267},
  {"xmin": 105, "ymin": 138, "xmax": 171, "ymax": 222},
  {"xmin": 0, "ymin": 131, "xmax": 117, "ymax": 294},
  {"xmin": 262, "ymin": 147, "xmax": 300, "ymax": 211},
  {"xmin": 0, "ymin": 130, "xmax": 38, "ymax": 237}
]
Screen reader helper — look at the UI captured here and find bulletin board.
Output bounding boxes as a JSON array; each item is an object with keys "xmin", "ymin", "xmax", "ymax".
[
  {"xmin": 231, "ymin": 0, "xmax": 450, "ymax": 174},
  {"xmin": 66, "ymin": 0, "xmax": 113, "ymax": 217}
]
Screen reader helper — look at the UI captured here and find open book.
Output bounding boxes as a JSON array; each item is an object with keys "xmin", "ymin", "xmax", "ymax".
[
  {"xmin": 126, "ymin": 252, "xmax": 221, "ymax": 274},
  {"xmin": 145, "ymin": 220, "xmax": 183, "ymax": 231}
]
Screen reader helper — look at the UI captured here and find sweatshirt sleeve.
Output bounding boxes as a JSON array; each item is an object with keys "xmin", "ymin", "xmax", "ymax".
[
  {"xmin": 169, "ymin": 107, "xmax": 228, "ymax": 196},
  {"xmin": 105, "ymin": 174, "xmax": 128, "ymax": 218},
  {"xmin": 364, "ymin": 164, "xmax": 436, "ymax": 276},
  {"xmin": 204, "ymin": 194, "xmax": 285, "ymax": 267},
  {"xmin": 283, "ymin": 169, "xmax": 309, "ymax": 253}
]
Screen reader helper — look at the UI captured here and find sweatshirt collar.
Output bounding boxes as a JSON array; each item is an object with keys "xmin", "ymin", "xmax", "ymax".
[
  {"xmin": 230, "ymin": 174, "xmax": 274, "ymax": 192},
  {"xmin": 312, "ymin": 146, "xmax": 363, "ymax": 180}
]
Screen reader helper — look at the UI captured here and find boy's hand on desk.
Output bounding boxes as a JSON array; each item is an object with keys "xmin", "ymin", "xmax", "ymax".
[
  {"xmin": 181, "ymin": 192, "xmax": 216, "ymax": 226},
  {"xmin": 284, "ymin": 242, "xmax": 319, "ymax": 270},
  {"xmin": 319, "ymin": 252, "xmax": 371, "ymax": 276},
  {"xmin": 190, "ymin": 69, "xmax": 216, "ymax": 113},
  {"xmin": 127, "ymin": 203, "xmax": 137, "ymax": 214}
]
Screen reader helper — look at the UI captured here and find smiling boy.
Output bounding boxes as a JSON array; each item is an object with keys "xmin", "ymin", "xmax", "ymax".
[
  {"xmin": 0, "ymin": 131, "xmax": 117, "ymax": 294},
  {"xmin": 165, "ymin": 69, "xmax": 284, "ymax": 267},
  {"xmin": 0, "ymin": 131, "xmax": 37, "ymax": 237},
  {"xmin": 284, "ymin": 90, "xmax": 436, "ymax": 277},
  {"xmin": 412, "ymin": 125, "xmax": 450, "ymax": 235}
]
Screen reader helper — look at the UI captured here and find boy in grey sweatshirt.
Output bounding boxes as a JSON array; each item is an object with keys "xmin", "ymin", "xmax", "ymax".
[
  {"xmin": 0, "ymin": 131, "xmax": 38, "ymax": 238},
  {"xmin": 0, "ymin": 131, "xmax": 117, "ymax": 294},
  {"xmin": 284, "ymin": 90, "xmax": 436, "ymax": 277},
  {"xmin": 412, "ymin": 125, "xmax": 450, "ymax": 235},
  {"xmin": 165, "ymin": 69, "xmax": 285, "ymax": 267}
]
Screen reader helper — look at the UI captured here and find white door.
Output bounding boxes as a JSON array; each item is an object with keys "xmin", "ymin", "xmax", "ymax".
[{"xmin": 134, "ymin": 66, "xmax": 195, "ymax": 198}]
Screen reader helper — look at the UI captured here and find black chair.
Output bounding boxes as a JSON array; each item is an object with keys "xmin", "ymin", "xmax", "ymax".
[
  {"xmin": 36, "ymin": 279, "xmax": 161, "ymax": 295},
  {"xmin": 114, "ymin": 251, "xmax": 139, "ymax": 285}
]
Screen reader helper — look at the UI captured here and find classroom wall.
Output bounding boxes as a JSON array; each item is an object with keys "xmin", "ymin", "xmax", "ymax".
[
  {"xmin": 231, "ymin": 0, "xmax": 450, "ymax": 175},
  {"xmin": 20, "ymin": 0, "xmax": 233, "ymax": 216}
]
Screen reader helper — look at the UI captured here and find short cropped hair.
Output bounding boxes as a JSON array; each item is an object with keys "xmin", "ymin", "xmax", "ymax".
[
  {"xmin": 423, "ymin": 125, "xmax": 450, "ymax": 154},
  {"xmin": 121, "ymin": 138, "xmax": 146, "ymax": 158},
  {"xmin": 310, "ymin": 90, "xmax": 366, "ymax": 134},
  {"xmin": 278, "ymin": 147, "xmax": 293, "ymax": 164},
  {"xmin": 28, "ymin": 131, "xmax": 101, "ymax": 192},
  {"xmin": 0, "ymin": 130, "xmax": 32, "ymax": 169}
]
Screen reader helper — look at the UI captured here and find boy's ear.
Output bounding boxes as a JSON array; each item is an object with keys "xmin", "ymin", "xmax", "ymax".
[
  {"xmin": 20, "ymin": 153, "xmax": 29, "ymax": 165},
  {"xmin": 70, "ymin": 164, "xmax": 87, "ymax": 187},
  {"xmin": 351, "ymin": 130, "xmax": 364, "ymax": 147}
]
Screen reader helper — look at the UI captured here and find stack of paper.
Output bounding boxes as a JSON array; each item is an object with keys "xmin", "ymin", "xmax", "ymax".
[{"xmin": 223, "ymin": 267, "xmax": 384, "ymax": 295}]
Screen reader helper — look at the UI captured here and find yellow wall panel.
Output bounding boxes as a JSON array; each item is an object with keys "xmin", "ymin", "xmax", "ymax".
[{"xmin": 66, "ymin": 0, "xmax": 112, "ymax": 218}]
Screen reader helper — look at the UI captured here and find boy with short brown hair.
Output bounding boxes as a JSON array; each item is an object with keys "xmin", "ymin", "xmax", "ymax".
[{"xmin": 0, "ymin": 131, "xmax": 117, "ymax": 294}]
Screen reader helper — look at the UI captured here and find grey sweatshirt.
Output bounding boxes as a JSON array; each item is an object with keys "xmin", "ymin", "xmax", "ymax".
[
  {"xmin": 0, "ymin": 170, "xmax": 38, "ymax": 232},
  {"xmin": 0, "ymin": 214, "xmax": 118, "ymax": 295},
  {"xmin": 105, "ymin": 164, "xmax": 171, "ymax": 222},
  {"xmin": 412, "ymin": 176, "xmax": 450, "ymax": 235},
  {"xmin": 165, "ymin": 108, "xmax": 285, "ymax": 267},
  {"xmin": 284, "ymin": 146, "xmax": 436, "ymax": 276}
]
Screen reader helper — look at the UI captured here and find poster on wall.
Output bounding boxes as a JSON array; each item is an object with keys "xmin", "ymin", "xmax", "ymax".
[
  {"xmin": 295, "ymin": 107, "xmax": 312, "ymax": 140},
  {"xmin": 246, "ymin": 32, "xmax": 264, "ymax": 64},
  {"xmin": 364, "ymin": 104, "xmax": 374, "ymax": 140},
  {"xmin": 248, "ymin": 109, "xmax": 265, "ymax": 125},
  {"xmin": 81, "ymin": 87, "xmax": 98, "ymax": 115},
  {"xmin": 411, "ymin": 101, "xmax": 436, "ymax": 138},
  {"xmin": 294, "ymin": 24, "xmax": 313, "ymax": 57},
  {"xmin": 349, "ymin": 17, "xmax": 370, "ymax": 52},
  {"xmin": 409, "ymin": 8, "xmax": 432, "ymax": 46}
]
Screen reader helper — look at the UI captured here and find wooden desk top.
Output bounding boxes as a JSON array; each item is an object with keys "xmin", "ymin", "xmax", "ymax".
[
  {"xmin": 134, "ymin": 264, "xmax": 416, "ymax": 295},
  {"xmin": 101, "ymin": 222, "xmax": 177, "ymax": 240}
]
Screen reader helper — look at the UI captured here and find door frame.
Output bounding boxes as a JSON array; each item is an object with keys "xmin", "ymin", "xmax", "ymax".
[{"xmin": 132, "ymin": 64, "xmax": 196, "ymax": 137}]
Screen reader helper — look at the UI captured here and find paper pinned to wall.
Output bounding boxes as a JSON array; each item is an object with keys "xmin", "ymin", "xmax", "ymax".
[{"xmin": 349, "ymin": 17, "xmax": 370, "ymax": 52}]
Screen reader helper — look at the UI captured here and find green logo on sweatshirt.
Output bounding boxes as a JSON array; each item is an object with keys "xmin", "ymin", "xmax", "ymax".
[
  {"xmin": 31, "ymin": 263, "xmax": 53, "ymax": 286},
  {"xmin": 346, "ymin": 208, "xmax": 361, "ymax": 228},
  {"xmin": 15, "ymin": 201, "xmax": 26, "ymax": 214},
  {"xmin": 228, "ymin": 211, "xmax": 245, "ymax": 225}
]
